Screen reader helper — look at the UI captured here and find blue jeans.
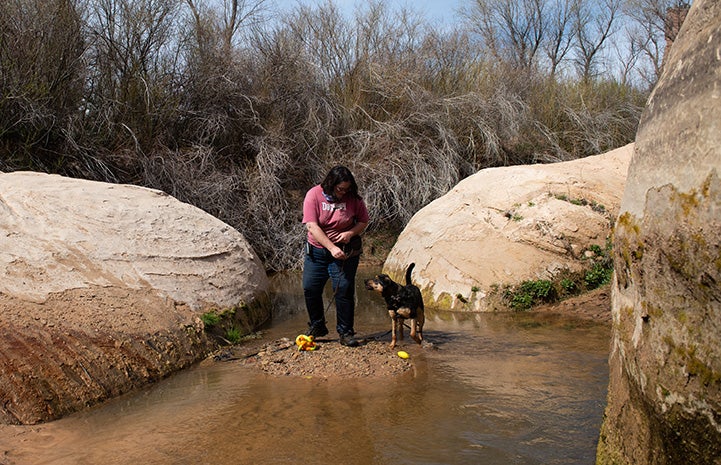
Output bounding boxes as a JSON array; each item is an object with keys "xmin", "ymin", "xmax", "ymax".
[{"xmin": 302, "ymin": 245, "xmax": 360, "ymax": 335}]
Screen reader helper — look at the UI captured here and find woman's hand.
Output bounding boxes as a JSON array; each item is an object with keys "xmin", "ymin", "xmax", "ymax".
[
  {"xmin": 307, "ymin": 222, "xmax": 347, "ymax": 259},
  {"xmin": 329, "ymin": 245, "xmax": 347, "ymax": 260},
  {"xmin": 335, "ymin": 231, "xmax": 354, "ymax": 244}
]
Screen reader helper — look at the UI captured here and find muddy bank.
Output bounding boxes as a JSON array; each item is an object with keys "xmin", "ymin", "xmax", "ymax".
[
  {"xmin": 532, "ymin": 286, "xmax": 611, "ymax": 324},
  {"xmin": 0, "ymin": 286, "xmax": 247, "ymax": 425},
  {"xmin": 230, "ymin": 336, "xmax": 414, "ymax": 378}
]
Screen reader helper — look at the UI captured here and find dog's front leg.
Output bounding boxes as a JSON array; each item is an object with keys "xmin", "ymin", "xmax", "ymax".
[{"xmin": 388, "ymin": 310, "xmax": 398, "ymax": 348}]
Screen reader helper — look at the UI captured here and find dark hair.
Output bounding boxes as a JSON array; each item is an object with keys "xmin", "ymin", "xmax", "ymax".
[{"xmin": 321, "ymin": 165, "xmax": 360, "ymax": 200}]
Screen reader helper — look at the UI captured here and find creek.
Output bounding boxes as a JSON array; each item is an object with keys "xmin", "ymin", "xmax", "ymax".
[{"xmin": 0, "ymin": 269, "xmax": 610, "ymax": 465}]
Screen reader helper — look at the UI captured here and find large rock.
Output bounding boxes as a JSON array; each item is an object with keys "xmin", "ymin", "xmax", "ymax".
[
  {"xmin": 384, "ymin": 144, "xmax": 632, "ymax": 311},
  {"xmin": 597, "ymin": 1, "xmax": 721, "ymax": 463},
  {"xmin": 0, "ymin": 172, "xmax": 270, "ymax": 424}
]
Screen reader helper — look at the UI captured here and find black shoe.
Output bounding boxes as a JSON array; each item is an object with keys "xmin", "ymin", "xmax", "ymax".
[
  {"xmin": 307, "ymin": 324, "xmax": 329, "ymax": 338},
  {"xmin": 339, "ymin": 333, "xmax": 360, "ymax": 348}
]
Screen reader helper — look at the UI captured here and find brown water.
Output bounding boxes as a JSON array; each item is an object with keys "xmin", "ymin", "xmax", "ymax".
[{"xmin": 0, "ymin": 270, "xmax": 610, "ymax": 465}]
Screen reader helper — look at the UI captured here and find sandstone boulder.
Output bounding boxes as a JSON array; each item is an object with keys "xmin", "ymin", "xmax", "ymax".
[
  {"xmin": 597, "ymin": 0, "xmax": 721, "ymax": 463},
  {"xmin": 384, "ymin": 144, "xmax": 632, "ymax": 311},
  {"xmin": 0, "ymin": 172, "xmax": 270, "ymax": 424}
]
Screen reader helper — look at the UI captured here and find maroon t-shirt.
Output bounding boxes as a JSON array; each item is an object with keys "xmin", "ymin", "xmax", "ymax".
[{"xmin": 302, "ymin": 185, "xmax": 369, "ymax": 248}]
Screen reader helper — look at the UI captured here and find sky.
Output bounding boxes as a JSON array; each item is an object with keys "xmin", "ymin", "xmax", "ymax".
[{"xmin": 271, "ymin": 0, "xmax": 469, "ymax": 27}]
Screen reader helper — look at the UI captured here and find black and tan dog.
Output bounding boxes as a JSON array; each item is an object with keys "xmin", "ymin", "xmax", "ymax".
[{"xmin": 364, "ymin": 263, "xmax": 424, "ymax": 349}]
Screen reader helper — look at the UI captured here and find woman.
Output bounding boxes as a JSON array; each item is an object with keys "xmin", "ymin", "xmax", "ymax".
[{"xmin": 302, "ymin": 165, "xmax": 369, "ymax": 347}]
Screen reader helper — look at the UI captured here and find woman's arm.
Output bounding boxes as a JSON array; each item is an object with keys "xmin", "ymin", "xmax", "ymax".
[
  {"xmin": 335, "ymin": 222, "xmax": 367, "ymax": 245},
  {"xmin": 306, "ymin": 221, "xmax": 346, "ymax": 259}
]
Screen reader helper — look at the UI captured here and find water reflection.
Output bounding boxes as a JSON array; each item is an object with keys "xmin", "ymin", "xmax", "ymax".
[{"xmin": 0, "ymin": 269, "xmax": 610, "ymax": 465}]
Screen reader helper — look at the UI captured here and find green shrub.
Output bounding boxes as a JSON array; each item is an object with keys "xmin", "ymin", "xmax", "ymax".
[
  {"xmin": 585, "ymin": 263, "xmax": 613, "ymax": 289},
  {"xmin": 511, "ymin": 292, "xmax": 535, "ymax": 310},
  {"xmin": 201, "ymin": 312, "xmax": 221, "ymax": 327},
  {"xmin": 507, "ymin": 279, "xmax": 556, "ymax": 310},
  {"xmin": 588, "ymin": 244, "xmax": 603, "ymax": 256},
  {"xmin": 590, "ymin": 201, "xmax": 606, "ymax": 213},
  {"xmin": 225, "ymin": 327, "xmax": 242, "ymax": 344},
  {"xmin": 560, "ymin": 278, "xmax": 576, "ymax": 294}
]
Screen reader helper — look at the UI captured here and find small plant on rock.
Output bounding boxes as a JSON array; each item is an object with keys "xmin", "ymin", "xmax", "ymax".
[
  {"xmin": 506, "ymin": 279, "xmax": 557, "ymax": 310},
  {"xmin": 225, "ymin": 327, "xmax": 242, "ymax": 344},
  {"xmin": 201, "ymin": 312, "xmax": 221, "ymax": 327},
  {"xmin": 560, "ymin": 278, "xmax": 577, "ymax": 295},
  {"xmin": 585, "ymin": 263, "xmax": 613, "ymax": 289},
  {"xmin": 587, "ymin": 244, "xmax": 603, "ymax": 256}
]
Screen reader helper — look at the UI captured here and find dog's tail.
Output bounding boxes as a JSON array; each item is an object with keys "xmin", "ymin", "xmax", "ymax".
[{"xmin": 405, "ymin": 263, "xmax": 415, "ymax": 286}]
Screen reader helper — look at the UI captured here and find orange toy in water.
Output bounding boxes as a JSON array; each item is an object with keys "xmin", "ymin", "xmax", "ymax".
[{"xmin": 295, "ymin": 334, "xmax": 317, "ymax": 351}]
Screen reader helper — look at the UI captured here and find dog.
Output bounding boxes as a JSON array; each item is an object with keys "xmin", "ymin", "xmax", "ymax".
[{"xmin": 364, "ymin": 263, "xmax": 424, "ymax": 349}]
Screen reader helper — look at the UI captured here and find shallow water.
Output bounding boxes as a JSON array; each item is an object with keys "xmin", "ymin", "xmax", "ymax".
[{"xmin": 0, "ymin": 270, "xmax": 610, "ymax": 465}]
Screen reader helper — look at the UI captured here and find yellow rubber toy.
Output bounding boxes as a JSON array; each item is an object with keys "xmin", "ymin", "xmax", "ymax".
[
  {"xmin": 295, "ymin": 334, "xmax": 317, "ymax": 351},
  {"xmin": 397, "ymin": 351, "xmax": 410, "ymax": 359}
]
